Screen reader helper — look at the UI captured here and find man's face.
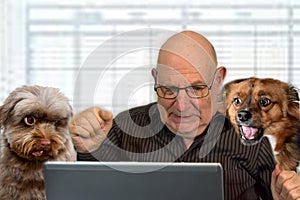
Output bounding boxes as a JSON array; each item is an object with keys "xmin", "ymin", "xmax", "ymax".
[{"xmin": 154, "ymin": 51, "xmax": 219, "ymax": 138}]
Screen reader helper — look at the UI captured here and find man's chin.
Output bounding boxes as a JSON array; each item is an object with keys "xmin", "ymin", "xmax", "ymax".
[
  {"xmin": 165, "ymin": 115, "xmax": 208, "ymax": 136},
  {"xmin": 167, "ymin": 123, "xmax": 202, "ymax": 136}
]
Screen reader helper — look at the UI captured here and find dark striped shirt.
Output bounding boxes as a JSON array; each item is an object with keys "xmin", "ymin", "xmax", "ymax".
[{"xmin": 78, "ymin": 102, "xmax": 276, "ymax": 200}]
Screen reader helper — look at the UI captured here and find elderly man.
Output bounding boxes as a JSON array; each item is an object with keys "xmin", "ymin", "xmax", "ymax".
[{"xmin": 70, "ymin": 30, "xmax": 300, "ymax": 200}]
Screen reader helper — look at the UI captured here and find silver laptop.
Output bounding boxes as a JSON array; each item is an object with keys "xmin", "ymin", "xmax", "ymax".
[{"xmin": 44, "ymin": 161, "xmax": 224, "ymax": 200}]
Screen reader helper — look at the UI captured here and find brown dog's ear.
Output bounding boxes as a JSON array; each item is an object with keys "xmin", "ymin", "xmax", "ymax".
[
  {"xmin": 286, "ymin": 85, "xmax": 300, "ymax": 119},
  {"xmin": 220, "ymin": 77, "xmax": 255, "ymax": 115},
  {"xmin": 223, "ymin": 77, "xmax": 254, "ymax": 94},
  {"xmin": 219, "ymin": 78, "xmax": 245, "ymax": 114},
  {"xmin": 222, "ymin": 77, "xmax": 253, "ymax": 102}
]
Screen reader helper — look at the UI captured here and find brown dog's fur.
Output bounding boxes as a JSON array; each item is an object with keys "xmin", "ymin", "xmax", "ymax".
[
  {"xmin": 224, "ymin": 77, "xmax": 300, "ymax": 171},
  {"xmin": 0, "ymin": 85, "xmax": 76, "ymax": 200}
]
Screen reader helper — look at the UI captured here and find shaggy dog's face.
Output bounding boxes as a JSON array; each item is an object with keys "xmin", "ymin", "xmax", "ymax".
[
  {"xmin": 225, "ymin": 78, "xmax": 299, "ymax": 145},
  {"xmin": 0, "ymin": 86, "xmax": 73, "ymax": 161}
]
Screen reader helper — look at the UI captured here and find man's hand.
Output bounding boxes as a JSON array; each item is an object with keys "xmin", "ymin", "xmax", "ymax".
[
  {"xmin": 69, "ymin": 107, "xmax": 113, "ymax": 154},
  {"xmin": 271, "ymin": 164, "xmax": 300, "ymax": 200}
]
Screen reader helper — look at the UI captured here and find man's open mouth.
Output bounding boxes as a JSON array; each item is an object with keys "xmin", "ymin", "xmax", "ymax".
[{"xmin": 238, "ymin": 125, "xmax": 264, "ymax": 145}]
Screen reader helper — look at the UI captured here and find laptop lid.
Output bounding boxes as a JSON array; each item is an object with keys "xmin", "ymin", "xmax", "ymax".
[{"xmin": 44, "ymin": 161, "xmax": 224, "ymax": 200}]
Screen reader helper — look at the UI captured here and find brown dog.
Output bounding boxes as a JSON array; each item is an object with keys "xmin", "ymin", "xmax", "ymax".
[
  {"xmin": 0, "ymin": 85, "xmax": 76, "ymax": 200},
  {"xmin": 224, "ymin": 77, "xmax": 300, "ymax": 171}
]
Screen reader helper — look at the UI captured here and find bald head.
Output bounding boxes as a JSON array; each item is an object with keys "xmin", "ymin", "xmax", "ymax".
[{"xmin": 156, "ymin": 30, "xmax": 218, "ymax": 83}]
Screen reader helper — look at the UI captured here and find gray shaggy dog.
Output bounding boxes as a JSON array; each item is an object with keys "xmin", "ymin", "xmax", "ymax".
[{"xmin": 0, "ymin": 85, "xmax": 76, "ymax": 200}]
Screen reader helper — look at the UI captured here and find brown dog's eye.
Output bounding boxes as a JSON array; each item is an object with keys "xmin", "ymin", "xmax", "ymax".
[
  {"xmin": 24, "ymin": 116, "xmax": 36, "ymax": 126},
  {"xmin": 233, "ymin": 98, "xmax": 243, "ymax": 107},
  {"xmin": 259, "ymin": 97, "xmax": 271, "ymax": 107}
]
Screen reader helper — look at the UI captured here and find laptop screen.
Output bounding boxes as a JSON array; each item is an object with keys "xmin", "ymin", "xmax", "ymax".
[{"xmin": 44, "ymin": 161, "xmax": 224, "ymax": 200}]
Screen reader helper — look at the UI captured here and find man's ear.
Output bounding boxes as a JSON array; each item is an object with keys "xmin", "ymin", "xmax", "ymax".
[
  {"xmin": 216, "ymin": 66, "xmax": 227, "ymax": 83},
  {"xmin": 215, "ymin": 66, "xmax": 227, "ymax": 114},
  {"xmin": 151, "ymin": 68, "xmax": 158, "ymax": 83},
  {"xmin": 215, "ymin": 66, "xmax": 227, "ymax": 91}
]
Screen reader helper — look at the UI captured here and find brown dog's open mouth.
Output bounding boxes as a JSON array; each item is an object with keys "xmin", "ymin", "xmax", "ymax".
[{"xmin": 238, "ymin": 126, "xmax": 264, "ymax": 145}]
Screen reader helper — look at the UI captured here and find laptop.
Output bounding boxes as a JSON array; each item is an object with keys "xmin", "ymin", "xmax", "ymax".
[{"xmin": 44, "ymin": 161, "xmax": 224, "ymax": 200}]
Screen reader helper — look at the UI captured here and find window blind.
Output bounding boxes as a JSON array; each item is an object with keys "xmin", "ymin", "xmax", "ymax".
[{"xmin": 3, "ymin": 0, "xmax": 300, "ymax": 115}]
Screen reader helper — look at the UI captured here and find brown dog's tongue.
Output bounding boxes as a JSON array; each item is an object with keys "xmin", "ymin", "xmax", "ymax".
[{"xmin": 242, "ymin": 126, "xmax": 258, "ymax": 140}]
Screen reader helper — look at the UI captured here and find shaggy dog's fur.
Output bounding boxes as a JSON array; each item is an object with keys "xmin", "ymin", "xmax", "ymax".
[
  {"xmin": 224, "ymin": 77, "xmax": 300, "ymax": 171},
  {"xmin": 0, "ymin": 85, "xmax": 76, "ymax": 200}
]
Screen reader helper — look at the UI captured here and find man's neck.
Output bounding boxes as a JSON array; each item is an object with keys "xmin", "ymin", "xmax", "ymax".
[{"xmin": 183, "ymin": 138, "xmax": 194, "ymax": 149}]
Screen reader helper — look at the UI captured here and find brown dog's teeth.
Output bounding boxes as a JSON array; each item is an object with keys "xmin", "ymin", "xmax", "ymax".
[{"xmin": 242, "ymin": 126, "xmax": 258, "ymax": 140}]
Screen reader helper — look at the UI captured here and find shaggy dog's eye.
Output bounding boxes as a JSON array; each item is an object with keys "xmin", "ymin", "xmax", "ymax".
[
  {"xmin": 233, "ymin": 98, "xmax": 243, "ymax": 107},
  {"xmin": 54, "ymin": 118, "xmax": 67, "ymax": 127},
  {"xmin": 54, "ymin": 120, "xmax": 61, "ymax": 126},
  {"xmin": 259, "ymin": 97, "xmax": 271, "ymax": 107},
  {"xmin": 24, "ymin": 116, "xmax": 36, "ymax": 126}
]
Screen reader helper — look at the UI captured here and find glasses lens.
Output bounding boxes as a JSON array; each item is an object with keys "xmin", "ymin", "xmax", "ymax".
[
  {"xmin": 187, "ymin": 85, "xmax": 209, "ymax": 98},
  {"xmin": 156, "ymin": 86, "xmax": 177, "ymax": 99}
]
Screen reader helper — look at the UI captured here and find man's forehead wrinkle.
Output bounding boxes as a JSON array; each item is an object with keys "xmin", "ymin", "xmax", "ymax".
[
  {"xmin": 156, "ymin": 51, "xmax": 214, "ymax": 83},
  {"xmin": 155, "ymin": 64, "xmax": 206, "ymax": 86},
  {"xmin": 156, "ymin": 63, "xmax": 203, "ymax": 76}
]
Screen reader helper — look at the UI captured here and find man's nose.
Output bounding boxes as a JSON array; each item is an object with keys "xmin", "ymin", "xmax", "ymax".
[{"xmin": 174, "ymin": 90, "xmax": 190, "ymax": 111}]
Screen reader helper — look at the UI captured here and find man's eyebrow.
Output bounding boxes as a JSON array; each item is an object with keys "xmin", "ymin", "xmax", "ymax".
[{"xmin": 190, "ymin": 80, "xmax": 207, "ymax": 85}]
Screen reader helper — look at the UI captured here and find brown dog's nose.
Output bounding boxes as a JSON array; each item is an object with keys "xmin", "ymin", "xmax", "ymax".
[
  {"xmin": 238, "ymin": 110, "xmax": 252, "ymax": 122},
  {"xmin": 40, "ymin": 139, "xmax": 51, "ymax": 147}
]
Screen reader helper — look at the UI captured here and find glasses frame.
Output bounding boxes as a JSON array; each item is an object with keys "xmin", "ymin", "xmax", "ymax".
[{"xmin": 154, "ymin": 70, "xmax": 217, "ymax": 99}]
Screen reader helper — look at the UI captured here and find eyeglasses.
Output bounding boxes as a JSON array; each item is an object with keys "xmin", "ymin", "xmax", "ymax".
[
  {"xmin": 154, "ymin": 72, "xmax": 217, "ymax": 99},
  {"xmin": 154, "ymin": 84, "xmax": 212, "ymax": 99}
]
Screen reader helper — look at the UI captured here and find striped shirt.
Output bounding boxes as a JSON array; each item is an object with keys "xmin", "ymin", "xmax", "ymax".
[{"xmin": 78, "ymin": 102, "xmax": 276, "ymax": 200}]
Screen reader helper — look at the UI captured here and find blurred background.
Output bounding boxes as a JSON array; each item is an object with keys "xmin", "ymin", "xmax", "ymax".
[{"xmin": 1, "ymin": 0, "xmax": 299, "ymax": 115}]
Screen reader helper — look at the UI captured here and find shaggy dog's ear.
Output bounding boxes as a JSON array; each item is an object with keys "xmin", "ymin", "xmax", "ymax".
[
  {"xmin": 0, "ymin": 102, "xmax": 13, "ymax": 128},
  {"xmin": 0, "ymin": 91, "xmax": 23, "ymax": 128},
  {"xmin": 287, "ymin": 85, "xmax": 300, "ymax": 120},
  {"xmin": 0, "ymin": 105, "xmax": 4, "ymax": 128}
]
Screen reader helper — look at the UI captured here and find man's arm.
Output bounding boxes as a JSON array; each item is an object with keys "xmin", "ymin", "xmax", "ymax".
[{"xmin": 271, "ymin": 165, "xmax": 300, "ymax": 200}]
